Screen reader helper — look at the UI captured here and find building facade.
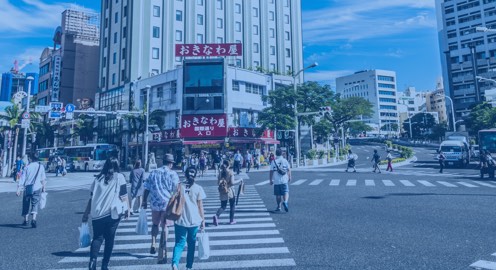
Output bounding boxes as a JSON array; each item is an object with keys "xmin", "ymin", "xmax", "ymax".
[
  {"xmin": 336, "ymin": 70, "xmax": 400, "ymax": 136},
  {"xmin": 0, "ymin": 71, "xmax": 38, "ymax": 102},
  {"xmin": 425, "ymin": 79, "xmax": 449, "ymax": 124},
  {"xmin": 436, "ymin": 0, "xmax": 496, "ymax": 121},
  {"xmin": 36, "ymin": 9, "xmax": 100, "ymax": 108}
]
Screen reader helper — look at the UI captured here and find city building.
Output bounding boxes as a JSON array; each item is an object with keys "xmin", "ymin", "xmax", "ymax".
[
  {"xmin": 1, "ymin": 69, "xmax": 38, "ymax": 102},
  {"xmin": 36, "ymin": 9, "xmax": 100, "ymax": 108},
  {"xmin": 425, "ymin": 79, "xmax": 449, "ymax": 124},
  {"xmin": 97, "ymin": 0, "xmax": 304, "ymax": 149},
  {"xmin": 436, "ymin": 0, "xmax": 496, "ymax": 123},
  {"xmin": 397, "ymin": 87, "xmax": 435, "ymax": 133},
  {"xmin": 115, "ymin": 59, "xmax": 288, "ymax": 165},
  {"xmin": 336, "ymin": 70, "xmax": 400, "ymax": 137}
]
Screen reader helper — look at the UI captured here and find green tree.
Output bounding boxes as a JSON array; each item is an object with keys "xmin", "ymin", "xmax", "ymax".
[
  {"xmin": 74, "ymin": 115, "xmax": 95, "ymax": 144},
  {"xmin": 257, "ymin": 85, "xmax": 296, "ymax": 131},
  {"xmin": 403, "ymin": 113, "xmax": 436, "ymax": 138},
  {"xmin": 35, "ymin": 121, "xmax": 56, "ymax": 148},
  {"xmin": 323, "ymin": 96, "xmax": 374, "ymax": 133},
  {"xmin": 346, "ymin": 121, "xmax": 373, "ymax": 137},
  {"xmin": 429, "ymin": 122, "xmax": 448, "ymax": 141},
  {"xmin": 380, "ymin": 123, "xmax": 399, "ymax": 132},
  {"xmin": 465, "ymin": 102, "xmax": 496, "ymax": 136}
]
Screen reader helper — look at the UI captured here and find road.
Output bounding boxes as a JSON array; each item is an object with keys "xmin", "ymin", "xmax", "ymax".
[{"xmin": 1, "ymin": 146, "xmax": 495, "ymax": 270}]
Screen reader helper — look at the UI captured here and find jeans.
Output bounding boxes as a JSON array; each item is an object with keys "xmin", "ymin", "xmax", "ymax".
[
  {"xmin": 172, "ymin": 224, "xmax": 199, "ymax": 269},
  {"xmin": 22, "ymin": 189, "xmax": 41, "ymax": 216},
  {"xmin": 233, "ymin": 161, "xmax": 241, "ymax": 174},
  {"xmin": 216, "ymin": 197, "xmax": 236, "ymax": 222},
  {"xmin": 246, "ymin": 162, "xmax": 252, "ymax": 172},
  {"xmin": 90, "ymin": 216, "xmax": 121, "ymax": 265}
]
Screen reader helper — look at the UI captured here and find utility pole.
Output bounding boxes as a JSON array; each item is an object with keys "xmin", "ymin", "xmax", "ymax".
[{"xmin": 21, "ymin": 76, "xmax": 34, "ymax": 158}]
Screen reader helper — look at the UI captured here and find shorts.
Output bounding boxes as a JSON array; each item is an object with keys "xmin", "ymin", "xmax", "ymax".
[
  {"xmin": 151, "ymin": 211, "xmax": 174, "ymax": 227},
  {"xmin": 273, "ymin": 183, "xmax": 289, "ymax": 196}
]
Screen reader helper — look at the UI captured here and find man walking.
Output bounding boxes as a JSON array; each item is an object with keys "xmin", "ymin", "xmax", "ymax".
[
  {"xmin": 269, "ymin": 149, "xmax": 291, "ymax": 212},
  {"xmin": 233, "ymin": 150, "xmax": 243, "ymax": 175},
  {"xmin": 16, "ymin": 153, "xmax": 47, "ymax": 228},
  {"xmin": 371, "ymin": 149, "xmax": 381, "ymax": 173},
  {"xmin": 245, "ymin": 150, "xmax": 253, "ymax": 173},
  {"xmin": 142, "ymin": 154, "xmax": 180, "ymax": 264},
  {"xmin": 386, "ymin": 150, "xmax": 393, "ymax": 172},
  {"xmin": 438, "ymin": 150, "xmax": 446, "ymax": 173}
]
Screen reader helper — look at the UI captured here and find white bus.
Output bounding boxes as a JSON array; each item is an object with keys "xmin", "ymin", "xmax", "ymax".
[{"xmin": 63, "ymin": 144, "xmax": 118, "ymax": 171}]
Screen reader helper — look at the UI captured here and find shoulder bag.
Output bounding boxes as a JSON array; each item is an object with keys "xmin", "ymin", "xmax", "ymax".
[
  {"xmin": 165, "ymin": 184, "xmax": 185, "ymax": 221},
  {"xmin": 25, "ymin": 164, "xmax": 41, "ymax": 196},
  {"xmin": 273, "ymin": 160, "xmax": 287, "ymax": 176}
]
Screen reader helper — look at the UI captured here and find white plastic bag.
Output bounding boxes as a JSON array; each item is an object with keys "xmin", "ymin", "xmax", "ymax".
[
  {"xmin": 197, "ymin": 230, "xmax": 210, "ymax": 260},
  {"xmin": 79, "ymin": 223, "xmax": 91, "ymax": 248},
  {"xmin": 39, "ymin": 192, "xmax": 48, "ymax": 209},
  {"xmin": 135, "ymin": 208, "xmax": 148, "ymax": 235}
]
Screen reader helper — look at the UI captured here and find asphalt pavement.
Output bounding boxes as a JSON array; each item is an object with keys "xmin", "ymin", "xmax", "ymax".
[{"xmin": 1, "ymin": 147, "xmax": 496, "ymax": 270}]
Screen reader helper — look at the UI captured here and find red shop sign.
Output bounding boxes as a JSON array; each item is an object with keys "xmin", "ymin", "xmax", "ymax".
[
  {"xmin": 181, "ymin": 114, "xmax": 227, "ymax": 138},
  {"xmin": 228, "ymin": 128, "xmax": 275, "ymax": 139},
  {"xmin": 175, "ymin": 43, "xmax": 243, "ymax": 57}
]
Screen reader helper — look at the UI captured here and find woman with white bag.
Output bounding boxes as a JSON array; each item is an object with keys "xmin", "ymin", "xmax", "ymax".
[{"xmin": 82, "ymin": 158, "xmax": 130, "ymax": 270}]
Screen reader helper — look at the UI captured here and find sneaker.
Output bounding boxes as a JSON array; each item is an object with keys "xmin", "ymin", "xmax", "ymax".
[
  {"xmin": 212, "ymin": 215, "xmax": 218, "ymax": 226},
  {"xmin": 31, "ymin": 220, "xmax": 37, "ymax": 228},
  {"xmin": 172, "ymin": 264, "xmax": 179, "ymax": 270},
  {"xmin": 229, "ymin": 220, "xmax": 237, "ymax": 225},
  {"xmin": 21, "ymin": 220, "xmax": 27, "ymax": 226},
  {"xmin": 353, "ymin": 170, "xmax": 357, "ymax": 173},
  {"xmin": 274, "ymin": 208, "xmax": 281, "ymax": 212},
  {"xmin": 150, "ymin": 245, "xmax": 156, "ymax": 254},
  {"xmin": 283, "ymin": 202, "xmax": 289, "ymax": 212}
]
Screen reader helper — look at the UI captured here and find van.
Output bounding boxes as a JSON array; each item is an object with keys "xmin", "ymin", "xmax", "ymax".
[{"xmin": 439, "ymin": 140, "xmax": 470, "ymax": 168}]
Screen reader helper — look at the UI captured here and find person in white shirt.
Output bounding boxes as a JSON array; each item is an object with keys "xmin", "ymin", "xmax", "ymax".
[
  {"xmin": 386, "ymin": 150, "xmax": 393, "ymax": 172},
  {"xmin": 245, "ymin": 150, "xmax": 253, "ymax": 173},
  {"xmin": 269, "ymin": 149, "xmax": 292, "ymax": 212},
  {"xmin": 233, "ymin": 150, "xmax": 243, "ymax": 175},
  {"xmin": 16, "ymin": 153, "xmax": 47, "ymax": 228}
]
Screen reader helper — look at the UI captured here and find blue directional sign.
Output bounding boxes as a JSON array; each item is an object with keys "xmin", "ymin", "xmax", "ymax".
[
  {"xmin": 65, "ymin": 103, "xmax": 75, "ymax": 113},
  {"xmin": 49, "ymin": 102, "xmax": 63, "ymax": 119}
]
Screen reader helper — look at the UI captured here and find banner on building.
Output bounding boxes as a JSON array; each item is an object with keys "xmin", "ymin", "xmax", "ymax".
[
  {"xmin": 228, "ymin": 128, "xmax": 275, "ymax": 139},
  {"xmin": 52, "ymin": 55, "xmax": 61, "ymax": 102},
  {"xmin": 181, "ymin": 114, "xmax": 227, "ymax": 138},
  {"xmin": 151, "ymin": 129, "xmax": 180, "ymax": 142},
  {"xmin": 175, "ymin": 43, "xmax": 242, "ymax": 57}
]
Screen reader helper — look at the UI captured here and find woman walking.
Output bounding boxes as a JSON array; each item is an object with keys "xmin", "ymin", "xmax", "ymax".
[
  {"xmin": 129, "ymin": 160, "xmax": 145, "ymax": 213},
  {"xmin": 171, "ymin": 167, "xmax": 206, "ymax": 270},
  {"xmin": 82, "ymin": 158, "xmax": 130, "ymax": 270},
  {"xmin": 213, "ymin": 160, "xmax": 243, "ymax": 225},
  {"xmin": 345, "ymin": 150, "xmax": 357, "ymax": 173},
  {"xmin": 386, "ymin": 150, "xmax": 393, "ymax": 172}
]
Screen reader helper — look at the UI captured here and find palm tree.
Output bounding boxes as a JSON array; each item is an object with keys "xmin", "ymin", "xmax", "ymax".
[{"xmin": 0, "ymin": 103, "xmax": 22, "ymax": 173}]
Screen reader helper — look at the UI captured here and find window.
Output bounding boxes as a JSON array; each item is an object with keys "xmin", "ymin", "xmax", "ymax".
[
  {"xmin": 269, "ymin": 28, "xmax": 275, "ymax": 38},
  {"xmin": 246, "ymin": 83, "xmax": 252, "ymax": 93},
  {"xmin": 123, "ymin": 26, "xmax": 127, "ymax": 38},
  {"xmin": 270, "ymin": 46, "xmax": 275, "ymax": 55},
  {"xmin": 197, "ymin": 14, "xmax": 203, "ymax": 25},
  {"xmin": 124, "ymin": 6, "xmax": 128, "ymax": 17},
  {"xmin": 236, "ymin": 59, "xmax": 241, "ymax": 67},
  {"xmin": 121, "ymin": 69, "xmax": 126, "ymax": 81},
  {"xmin": 379, "ymin": 91, "xmax": 395, "ymax": 96},
  {"xmin": 217, "ymin": 37, "xmax": 223, "ymax": 43},
  {"xmin": 286, "ymin": 65, "xmax": 291, "ymax": 73},
  {"xmin": 114, "ymin": 12, "xmax": 118, "ymax": 23},
  {"xmin": 233, "ymin": 81, "xmax": 240, "ymax": 91},
  {"xmin": 197, "ymin": 0, "xmax": 203, "ymax": 5},
  {"xmin": 285, "ymin": 31, "xmax": 290, "ymax": 40},
  {"xmin": 176, "ymin": 10, "xmax": 182, "ymax": 21},
  {"xmin": 152, "ymin": 69, "xmax": 159, "ymax": 75},
  {"xmin": 285, "ymin": 0, "xmax": 289, "ymax": 7},
  {"xmin": 217, "ymin": 0, "xmax": 223, "ymax": 10},
  {"xmin": 270, "ymin": 63, "xmax": 276, "ymax": 71},
  {"xmin": 197, "ymin": 34, "xmax": 203, "ymax": 43},
  {"xmin": 103, "ymin": 57, "xmax": 106, "ymax": 68},
  {"xmin": 378, "ymin": 83, "xmax": 395, "ymax": 89},
  {"xmin": 378, "ymin": 75, "xmax": 395, "ymax": 82},
  {"xmin": 104, "ymin": 37, "xmax": 107, "ymax": 48},
  {"xmin": 253, "ymin": 7, "xmax": 258, "ymax": 17},
  {"xmin": 153, "ymin": 5, "xmax": 160, "ymax": 17},
  {"xmin": 380, "ymin": 105, "xmax": 397, "ymax": 110},
  {"xmin": 379, "ymin": 98, "xmax": 396, "ymax": 103},
  {"xmin": 286, "ymin": 48, "xmax": 291, "ymax": 57},
  {"xmin": 153, "ymin": 26, "xmax": 160, "ymax": 38},
  {"xmin": 269, "ymin": 11, "xmax": 275, "ymax": 21},
  {"xmin": 101, "ymin": 77, "xmax": 106, "ymax": 87},
  {"xmin": 152, "ymin": 48, "xmax": 159, "ymax": 59},
  {"xmin": 112, "ymin": 73, "xmax": 116, "ymax": 85},
  {"xmin": 253, "ymin": 43, "xmax": 259, "ymax": 53},
  {"xmin": 114, "ymin": 32, "xmax": 117, "ymax": 43},
  {"xmin": 217, "ymin": 18, "xmax": 223, "ymax": 28},
  {"xmin": 284, "ymin": 15, "xmax": 289, "ymax": 24},
  {"xmin": 105, "ymin": 18, "xmax": 108, "ymax": 28},
  {"xmin": 253, "ymin": 25, "xmax": 258, "ymax": 34},
  {"xmin": 175, "ymin": 30, "xmax": 182, "ymax": 41},
  {"xmin": 157, "ymin": 86, "xmax": 163, "ymax": 98},
  {"xmin": 122, "ymin": 48, "xmax": 126, "ymax": 59},
  {"xmin": 254, "ymin": 61, "xmax": 260, "ymax": 67},
  {"xmin": 235, "ymin": 3, "xmax": 241, "ymax": 13},
  {"xmin": 113, "ymin": 52, "xmax": 116, "ymax": 64},
  {"xmin": 235, "ymin": 22, "xmax": 241, "ymax": 32}
]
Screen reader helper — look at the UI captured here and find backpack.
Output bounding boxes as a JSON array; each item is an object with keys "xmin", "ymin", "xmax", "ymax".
[{"xmin": 218, "ymin": 179, "xmax": 229, "ymax": 194}]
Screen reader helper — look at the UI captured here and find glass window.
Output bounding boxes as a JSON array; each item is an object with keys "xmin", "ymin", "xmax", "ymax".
[
  {"xmin": 270, "ymin": 46, "xmax": 275, "ymax": 55},
  {"xmin": 153, "ymin": 26, "xmax": 160, "ymax": 38},
  {"xmin": 113, "ymin": 52, "xmax": 116, "ymax": 64},
  {"xmin": 197, "ymin": 14, "xmax": 203, "ymax": 25},
  {"xmin": 152, "ymin": 48, "xmax": 160, "ymax": 59},
  {"xmin": 112, "ymin": 73, "xmax": 116, "ymax": 84},
  {"xmin": 217, "ymin": 37, "xmax": 223, "ymax": 43},
  {"xmin": 285, "ymin": 31, "xmax": 290, "ymax": 40},
  {"xmin": 235, "ymin": 22, "xmax": 241, "ymax": 32},
  {"xmin": 236, "ymin": 59, "xmax": 242, "ymax": 67},
  {"xmin": 253, "ymin": 7, "xmax": 258, "ymax": 17},
  {"xmin": 114, "ymin": 12, "xmax": 118, "ymax": 23},
  {"xmin": 153, "ymin": 6, "xmax": 160, "ymax": 17},
  {"xmin": 176, "ymin": 10, "xmax": 182, "ymax": 21},
  {"xmin": 269, "ymin": 11, "xmax": 274, "ymax": 21},
  {"xmin": 197, "ymin": 34, "xmax": 203, "ymax": 43},
  {"xmin": 286, "ymin": 48, "xmax": 291, "ymax": 57},
  {"xmin": 217, "ymin": 18, "xmax": 223, "ymax": 28},
  {"xmin": 270, "ymin": 28, "xmax": 275, "ymax": 38},
  {"xmin": 175, "ymin": 30, "xmax": 182, "ymax": 41},
  {"xmin": 235, "ymin": 3, "xmax": 241, "ymax": 13},
  {"xmin": 184, "ymin": 61, "xmax": 224, "ymax": 94},
  {"xmin": 232, "ymin": 81, "xmax": 239, "ymax": 91},
  {"xmin": 197, "ymin": 0, "xmax": 203, "ymax": 5},
  {"xmin": 270, "ymin": 63, "xmax": 276, "ymax": 71},
  {"xmin": 253, "ymin": 25, "xmax": 258, "ymax": 34},
  {"xmin": 217, "ymin": 0, "xmax": 223, "ymax": 10},
  {"xmin": 284, "ymin": 15, "xmax": 289, "ymax": 24},
  {"xmin": 253, "ymin": 43, "xmax": 259, "ymax": 53},
  {"xmin": 122, "ymin": 48, "xmax": 126, "ymax": 59},
  {"xmin": 114, "ymin": 32, "xmax": 117, "ymax": 43},
  {"xmin": 123, "ymin": 26, "xmax": 127, "ymax": 38}
]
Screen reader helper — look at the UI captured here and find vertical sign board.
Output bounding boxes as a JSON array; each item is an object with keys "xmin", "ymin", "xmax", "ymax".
[{"xmin": 52, "ymin": 55, "xmax": 61, "ymax": 102}]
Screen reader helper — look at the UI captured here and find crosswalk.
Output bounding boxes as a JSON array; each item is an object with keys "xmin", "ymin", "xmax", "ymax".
[
  {"xmin": 52, "ymin": 185, "xmax": 295, "ymax": 270},
  {"xmin": 255, "ymin": 178, "xmax": 496, "ymax": 189},
  {"xmin": 470, "ymin": 252, "xmax": 496, "ymax": 269}
]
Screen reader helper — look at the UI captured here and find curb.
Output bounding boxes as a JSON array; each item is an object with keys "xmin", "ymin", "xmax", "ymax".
[{"xmin": 379, "ymin": 156, "xmax": 417, "ymax": 169}]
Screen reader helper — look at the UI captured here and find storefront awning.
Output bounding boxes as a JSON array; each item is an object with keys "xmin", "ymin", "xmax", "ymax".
[
  {"xmin": 229, "ymin": 138, "xmax": 259, "ymax": 144},
  {"xmin": 260, "ymin": 138, "xmax": 280, "ymax": 144},
  {"xmin": 183, "ymin": 140, "xmax": 224, "ymax": 145},
  {"xmin": 149, "ymin": 140, "xmax": 182, "ymax": 146}
]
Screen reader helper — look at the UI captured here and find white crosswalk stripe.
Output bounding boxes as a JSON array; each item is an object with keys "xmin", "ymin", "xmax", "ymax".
[
  {"xmin": 382, "ymin": 180, "xmax": 395, "ymax": 186},
  {"xmin": 365, "ymin": 180, "xmax": 375, "ymax": 186},
  {"xmin": 457, "ymin": 181, "xmax": 478, "ymax": 188},
  {"xmin": 309, "ymin": 179, "xmax": 324, "ymax": 185},
  {"xmin": 291, "ymin": 179, "xmax": 307, "ymax": 185},
  {"xmin": 330, "ymin": 179, "xmax": 340, "ymax": 186},
  {"xmin": 437, "ymin": 181, "xmax": 457, "ymax": 187},
  {"xmin": 400, "ymin": 180, "xmax": 415, "ymax": 187},
  {"xmin": 346, "ymin": 179, "xmax": 357, "ymax": 186},
  {"xmin": 418, "ymin": 180, "xmax": 436, "ymax": 187},
  {"xmin": 473, "ymin": 181, "xmax": 496, "ymax": 188},
  {"xmin": 52, "ymin": 185, "xmax": 295, "ymax": 270}
]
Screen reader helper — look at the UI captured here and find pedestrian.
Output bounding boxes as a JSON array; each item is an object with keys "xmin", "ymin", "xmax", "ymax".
[
  {"xmin": 171, "ymin": 167, "xmax": 206, "ymax": 270},
  {"xmin": 16, "ymin": 153, "xmax": 47, "ymax": 228},
  {"xmin": 213, "ymin": 160, "xmax": 243, "ymax": 226},
  {"xmin": 233, "ymin": 150, "xmax": 243, "ymax": 175},
  {"xmin": 386, "ymin": 150, "xmax": 393, "ymax": 172},
  {"xmin": 61, "ymin": 157, "xmax": 67, "ymax": 176},
  {"xmin": 254, "ymin": 153, "xmax": 260, "ymax": 170},
  {"xmin": 245, "ymin": 150, "xmax": 253, "ymax": 173},
  {"xmin": 189, "ymin": 154, "xmax": 198, "ymax": 170},
  {"xmin": 13, "ymin": 156, "xmax": 24, "ymax": 182},
  {"xmin": 345, "ymin": 150, "xmax": 357, "ymax": 173},
  {"xmin": 55, "ymin": 156, "xmax": 62, "ymax": 177},
  {"xmin": 142, "ymin": 154, "xmax": 180, "ymax": 264},
  {"xmin": 213, "ymin": 150, "xmax": 222, "ymax": 176},
  {"xmin": 129, "ymin": 160, "xmax": 145, "ymax": 213},
  {"xmin": 438, "ymin": 150, "xmax": 446, "ymax": 173},
  {"xmin": 269, "ymin": 149, "xmax": 291, "ymax": 212},
  {"xmin": 199, "ymin": 153, "xmax": 206, "ymax": 177},
  {"xmin": 269, "ymin": 152, "xmax": 275, "ymax": 163},
  {"xmin": 371, "ymin": 149, "xmax": 381, "ymax": 173},
  {"xmin": 82, "ymin": 157, "xmax": 129, "ymax": 270}
]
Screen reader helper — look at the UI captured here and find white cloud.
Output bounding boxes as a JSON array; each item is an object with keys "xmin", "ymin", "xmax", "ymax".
[{"xmin": 0, "ymin": 0, "xmax": 97, "ymax": 34}]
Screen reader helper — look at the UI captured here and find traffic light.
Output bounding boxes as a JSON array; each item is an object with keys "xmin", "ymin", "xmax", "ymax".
[{"xmin": 319, "ymin": 106, "xmax": 332, "ymax": 116}]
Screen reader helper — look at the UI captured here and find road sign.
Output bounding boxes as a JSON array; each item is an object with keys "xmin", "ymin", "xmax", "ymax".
[
  {"xmin": 22, "ymin": 112, "xmax": 30, "ymax": 119},
  {"xmin": 35, "ymin": 105, "xmax": 50, "ymax": 113},
  {"xmin": 66, "ymin": 112, "xmax": 74, "ymax": 120},
  {"xmin": 49, "ymin": 102, "xmax": 63, "ymax": 119},
  {"xmin": 65, "ymin": 104, "xmax": 75, "ymax": 113},
  {"xmin": 21, "ymin": 119, "xmax": 30, "ymax": 128}
]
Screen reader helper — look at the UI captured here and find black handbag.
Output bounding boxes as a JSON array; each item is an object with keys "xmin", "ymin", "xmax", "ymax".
[{"xmin": 25, "ymin": 164, "xmax": 41, "ymax": 196}]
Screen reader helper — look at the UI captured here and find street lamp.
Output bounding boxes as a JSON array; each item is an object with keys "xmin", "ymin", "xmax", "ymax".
[
  {"xmin": 476, "ymin": 26, "xmax": 496, "ymax": 33},
  {"xmin": 293, "ymin": 62, "xmax": 318, "ymax": 167},
  {"xmin": 436, "ymin": 93, "xmax": 456, "ymax": 132},
  {"xmin": 21, "ymin": 76, "xmax": 34, "ymax": 158},
  {"xmin": 144, "ymin": 85, "xmax": 151, "ymax": 171}
]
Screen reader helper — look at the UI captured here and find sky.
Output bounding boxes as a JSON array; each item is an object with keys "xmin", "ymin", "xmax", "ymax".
[{"xmin": 0, "ymin": 0, "xmax": 441, "ymax": 92}]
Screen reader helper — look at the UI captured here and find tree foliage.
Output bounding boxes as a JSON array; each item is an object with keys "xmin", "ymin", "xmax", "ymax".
[
  {"xmin": 465, "ymin": 102, "xmax": 496, "ymax": 136},
  {"xmin": 402, "ymin": 113, "xmax": 436, "ymax": 138},
  {"xmin": 346, "ymin": 121, "xmax": 373, "ymax": 137},
  {"xmin": 323, "ymin": 96, "xmax": 374, "ymax": 132},
  {"xmin": 257, "ymin": 85, "xmax": 296, "ymax": 131}
]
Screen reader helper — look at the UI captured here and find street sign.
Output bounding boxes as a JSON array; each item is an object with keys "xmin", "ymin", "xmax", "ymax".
[
  {"xmin": 66, "ymin": 112, "xmax": 74, "ymax": 120},
  {"xmin": 35, "ymin": 105, "xmax": 50, "ymax": 113},
  {"xmin": 21, "ymin": 119, "xmax": 30, "ymax": 128},
  {"xmin": 22, "ymin": 112, "xmax": 30, "ymax": 119},
  {"xmin": 49, "ymin": 102, "xmax": 63, "ymax": 119},
  {"xmin": 65, "ymin": 104, "xmax": 75, "ymax": 113}
]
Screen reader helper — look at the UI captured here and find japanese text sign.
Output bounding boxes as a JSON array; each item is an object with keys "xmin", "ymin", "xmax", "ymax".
[
  {"xmin": 181, "ymin": 114, "xmax": 227, "ymax": 138},
  {"xmin": 175, "ymin": 43, "xmax": 243, "ymax": 57},
  {"xmin": 151, "ymin": 129, "xmax": 180, "ymax": 142},
  {"xmin": 228, "ymin": 128, "xmax": 275, "ymax": 139}
]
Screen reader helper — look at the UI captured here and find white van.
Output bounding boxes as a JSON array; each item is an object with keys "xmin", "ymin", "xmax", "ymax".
[{"xmin": 439, "ymin": 140, "xmax": 470, "ymax": 167}]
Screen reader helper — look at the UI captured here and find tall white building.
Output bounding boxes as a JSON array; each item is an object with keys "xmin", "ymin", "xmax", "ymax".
[
  {"xmin": 336, "ymin": 70, "xmax": 399, "ymax": 136},
  {"xmin": 99, "ymin": 0, "xmax": 303, "ymax": 92},
  {"xmin": 436, "ymin": 0, "xmax": 496, "ymax": 123}
]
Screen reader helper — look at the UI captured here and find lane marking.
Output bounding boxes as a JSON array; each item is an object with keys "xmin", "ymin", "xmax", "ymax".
[
  {"xmin": 437, "ymin": 181, "xmax": 457, "ymax": 187},
  {"xmin": 382, "ymin": 180, "xmax": 395, "ymax": 186},
  {"xmin": 365, "ymin": 180, "xmax": 375, "ymax": 186},
  {"xmin": 330, "ymin": 179, "xmax": 340, "ymax": 186},
  {"xmin": 457, "ymin": 182, "xmax": 478, "ymax": 188},
  {"xmin": 255, "ymin": 180, "xmax": 270, "ymax": 186},
  {"xmin": 470, "ymin": 260, "xmax": 496, "ymax": 270},
  {"xmin": 346, "ymin": 179, "xmax": 357, "ymax": 186},
  {"xmin": 309, "ymin": 179, "xmax": 323, "ymax": 185},
  {"xmin": 114, "ymin": 230, "xmax": 281, "ymax": 241},
  {"xmin": 417, "ymin": 180, "xmax": 435, "ymax": 187},
  {"xmin": 473, "ymin": 181, "xmax": 496, "ymax": 188},
  {"xmin": 400, "ymin": 180, "xmax": 415, "ymax": 187},
  {"xmin": 291, "ymin": 179, "xmax": 307, "ymax": 185}
]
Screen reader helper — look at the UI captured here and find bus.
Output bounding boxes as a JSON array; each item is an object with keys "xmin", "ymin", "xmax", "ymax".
[
  {"xmin": 479, "ymin": 129, "xmax": 496, "ymax": 178},
  {"xmin": 63, "ymin": 144, "xmax": 118, "ymax": 171},
  {"xmin": 36, "ymin": 147, "xmax": 63, "ymax": 172}
]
